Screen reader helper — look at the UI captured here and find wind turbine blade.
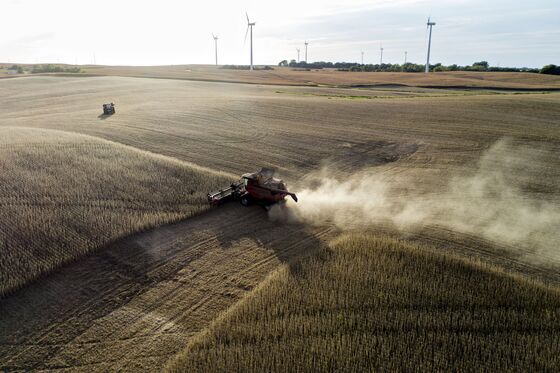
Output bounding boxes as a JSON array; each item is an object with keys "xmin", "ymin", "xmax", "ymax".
[
  {"xmin": 246, "ymin": 12, "xmax": 250, "ymax": 24},
  {"xmin": 244, "ymin": 25, "xmax": 249, "ymax": 46}
]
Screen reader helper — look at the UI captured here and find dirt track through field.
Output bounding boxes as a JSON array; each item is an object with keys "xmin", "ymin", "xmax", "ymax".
[{"xmin": 0, "ymin": 204, "xmax": 332, "ymax": 371}]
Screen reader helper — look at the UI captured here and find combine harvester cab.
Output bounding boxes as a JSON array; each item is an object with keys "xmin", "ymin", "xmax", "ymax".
[{"xmin": 207, "ymin": 168, "xmax": 298, "ymax": 208}]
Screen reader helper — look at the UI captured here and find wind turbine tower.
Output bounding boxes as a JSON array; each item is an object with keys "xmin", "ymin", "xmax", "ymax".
[
  {"xmin": 361, "ymin": 51, "xmax": 364, "ymax": 65},
  {"xmin": 245, "ymin": 13, "xmax": 256, "ymax": 70},
  {"xmin": 425, "ymin": 17, "xmax": 436, "ymax": 73},
  {"xmin": 297, "ymin": 48, "xmax": 300, "ymax": 62},
  {"xmin": 212, "ymin": 34, "xmax": 219, "ymax": 65},
  {"xmin": 380, "ymin": 44, "xmax": 384, "ymax": 64},
  {"xmin": 404, "ymin": 51, "xmax": 408, "ymax": 64},
  {"xmin": 304, "ymin": 41, "xmax": 308, "ymax": 63}
]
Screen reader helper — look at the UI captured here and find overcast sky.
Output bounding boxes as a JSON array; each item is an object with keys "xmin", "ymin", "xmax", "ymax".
[{"xmin": 1, "ymin": 0, "xmax": 558, "ymax": 67}]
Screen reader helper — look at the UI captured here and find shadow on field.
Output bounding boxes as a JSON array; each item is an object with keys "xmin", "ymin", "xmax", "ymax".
[
  {"xmin": 0, "ymin": 203, "xmax": 329, "ymax": 371},
  {"xmin": 215, "ymin": 205, "xmax": 330, "ymax": 274},
  {"xmin": 97, "ymin": 113, "xmax": 111, "ymax": 120}
]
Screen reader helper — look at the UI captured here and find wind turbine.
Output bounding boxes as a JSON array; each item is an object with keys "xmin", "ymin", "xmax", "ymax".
[
  {"xmin": 304, "ymin": 41, "xmax": 309, "ymax": 63},
  {"xmin": 244, "ymin": 13, "xmax": 256, "ymax": 70},
  {"xmin": 297, "ymin": 48, "xmax": 300, "ymax": 62},
  {"xmin": 361, "ymin": 50, "xmax": 364, "ymax": 65},
  {"xmin": 380, "ymin": 44, "xmax": 384, "ymax": 64},
  {"xmin": 212, "ymin": 34, "xmax": 219, "ymax": 65},
  {"xmin": 425, "ymin": 17, "xmax": 436, "ymax": 73},
  {"xmin": 404, "ymin": 51, "xmax": 408, "ymax": 64}
]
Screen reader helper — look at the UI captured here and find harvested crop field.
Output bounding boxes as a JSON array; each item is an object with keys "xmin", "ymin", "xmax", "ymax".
[
  {"xmin": 1, "ymin": 72, "xmax": 559, "ymax": 371},
  {"xmin": 78, "ymin": 65, "xmax": 560, "ymax": 89},
  {"xmin": 1, "ymin": 75, "xmax": 559, "ymax": 180}
]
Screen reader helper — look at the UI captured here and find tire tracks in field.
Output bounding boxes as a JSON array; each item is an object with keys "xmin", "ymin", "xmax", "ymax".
[
  {"xmin": 110, "ymin": 106, "xmax": 270, "ymax": 146},
  {"xmin": 0, "ymin": 203, "xmax": 333, "ymax": 372}
]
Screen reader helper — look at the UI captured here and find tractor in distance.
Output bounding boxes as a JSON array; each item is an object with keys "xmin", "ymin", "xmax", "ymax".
[{"xmin": 102, "ymin": 102, "xmax": 116, "ymax": 115}]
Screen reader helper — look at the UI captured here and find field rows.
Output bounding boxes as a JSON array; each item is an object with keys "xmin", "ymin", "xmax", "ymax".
[
  {"xmin": 0, "ymin": 127, "xmax": 231, "ymax": 296},
  {"xmin": 0, "ymin": 76, "xmax": 559, "ymax": 371},
  {"xmin": 0, "ymin": 204, "xmax": 333, "ymax": 372},
  {"xmin": 168, "ymin": 233, "xmax": 560, "ymax": 372},
  {"xmin": 1, "ymin": 77, "xmax": 559, "ymax": 182}
]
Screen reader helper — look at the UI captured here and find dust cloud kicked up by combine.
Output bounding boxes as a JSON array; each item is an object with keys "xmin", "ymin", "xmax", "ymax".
[{"xmin": 275, "ymin": 139, "xmax": 560, "ymax": 259}]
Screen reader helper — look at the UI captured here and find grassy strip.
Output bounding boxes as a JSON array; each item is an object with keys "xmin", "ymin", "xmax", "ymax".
[{"xmin": 167, "ymin": 233, "xmax": 560, "ymax": 372}]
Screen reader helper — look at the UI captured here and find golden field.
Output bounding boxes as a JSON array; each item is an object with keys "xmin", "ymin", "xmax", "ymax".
[
  {"xmin": 0, "ymin": 127, "xmax": 230, "ymax": 296},
  {"xmin": 0, "ymin": 70, "xmax": 559, "ymax": 371},
  {"xmin": 168, "ymin": 233, "xmax": 560, "ymax": 372}
]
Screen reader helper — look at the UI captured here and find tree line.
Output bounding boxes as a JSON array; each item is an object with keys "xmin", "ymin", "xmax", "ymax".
[
  {"xmin": 31, "ymin": 64, "xmax": 81, "ymax": 73},
  {"xmin": 277, "ymin": 60, "xmax": 560, "ymax": 75},
  {"xmin": 1, "ymin": 64, "xmax": 81, "ymax": 74}
]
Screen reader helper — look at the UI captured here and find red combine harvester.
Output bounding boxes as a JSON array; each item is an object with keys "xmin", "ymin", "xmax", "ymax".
[{"xmin": 207, "ymin": 168, "xmax": 298, "ymax": 207}]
